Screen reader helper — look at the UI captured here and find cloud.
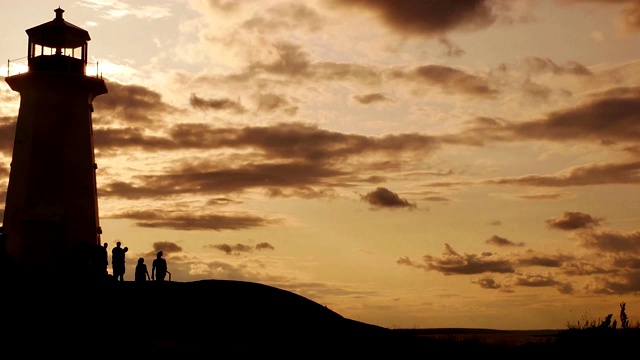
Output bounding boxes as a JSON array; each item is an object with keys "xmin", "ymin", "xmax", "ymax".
[
  {"xmin": 517, "ymin": 252, "xmax": 573, "ymax": 267},
  {"xmin": 584, "ymin": 270, "xmax": 640, "ymax": 294},
  {"xmin": 411, "ymin": 65, "xmax": 498, "ymax": 98},
  {"xmin": 140, "ymin": 241, "xmax": 183, "ymax": 259},
  {"xmin": 523, "ymin": 57, "xmax": 592, "ymax": 76},
  {"xmin": 473, "ymin": 276, "xmax": 502, "ymax": 289},
  {"xmin": 479, "ymin": 265, "xmax": 575, "ymax": 294},
  {"xmin": 248, "ymin": 41, "xmax": 311, "ymax": 77},
  {"xmin": 79, "ymin": 0, "xmax": 171, "ymax": 20},
  {"xmin": 353, "ymin": 93, "xmax": 394, "ymax": 105},
  {"xmin": 264, "ymin": 187, "xmax": 338, "ymax": 199},
  {"xmin": 92, "ymin": 127, "xmax": 174, "ymax": 155},
  {"xmin": 88, "ymin": 122, "xmax": 449, "ymax": 231},
  {"xmin": 312, "ymin": 61, "xmax": 382, "ymax": 84},
  {"xmin": 513, "ymin": 273, "xmax": 562, "ymax": 287},
  {"xmin": 486, "ymin": 235, "xmax": 524, "ymax": 247},
  {"xmin": 518, "ymin": 193, "xmax": 568, "ymax": 200},
  {"xmin": 422, "ymin": 196, "xmax": 450, "ymax": 202},
  {"xmin": 545, "ymin": 211, "xmax": 603, "ymax": 230},
  {"xmin": 190, "ymin": 94, "xmax": 246, "ymax": 113},
  {"xmin": 219, "ymin": 39, "xmax": 382, "ymax": 84},
  {"xmin": 206, "ymin": 197, "xmax": 241, "ymax": 206},
  {"xmin": 94, "ymin": 121, "xmax": 441, "ymax": 173},
  {"xmin": 328, "ymin": 0, "xmax": 498, "ymax": 36},
  {"xmin": 482, "ymin": 161, "xmax": 640, "ymax": 187},
  {"xmin": 202, "ymin": 0, "xmax": 241, "ymax": 13},
  {"xmin": 255, "ymin": 93, "xmax": 297, "ymax": 115},
  {"xmin": 242, "ymin": 2, "xmax": 324, "ymax": 33},
  {"xmin": 185, "ymin": 36, "xmax": 503, "ymax": 101},
  {"xmin": 185, "ymin": 42, "xmax": 384, "ymax": 85},
  {"xmin": 101, "ymin": 161, "xmax": 346, "ymax": 199},
  {"xmin": 361, "ymin": 187, "xmax": 416, "ymax": 209},
  {"xmin": 511, "ymin": 86, "xmax": 640, "ymax": 143},
  {"xmin": 560, "ymin": 260, "xmax": 611, "ymax": 276},
  {"xmin": 400, "ymin": 244, "xmax": 583, "ymax": 293},
  {"xmin": 438, "ymin": 37, "xmax": 466, "ymax": 57},
  {"xmin": 210, "ymin": 243, "xmax": 254, "ymax": 255},
  {"xmin": 0, "ymin": 117, "xmax": 16, "ymax": 155},
  {"xmin": 93, "ymin": 81, "xmax": 176, "ymax": 126},
  {"xmin": 521, "ymin": 78, "xmax": 553, "ymax": 102},
  {"xmin": 449, "ymin": 86, "xmax": 640, "ymax": 146},
  {"xmin": 152, "ymin": 241, "xmax": 183, "ymax": 255},
  {"xmin": 399, "ymin": 220, "xmax": 640, "ymax": 295},
  {"xmin": 255, "ymin": 242, "xmax": 275, "ymax": 250},
  {"xmin": 106, "ymin": 209, "xmax": 279, "ymax": 231},
  {"xmin": 564, "ymin": 0, "xmax": 640, "ymax": 32},
  {"xmin": 578, "ymin": 229, "xmax": 640, "ymax": 254},
  {"xmin": 611, "ymin": 254, "xmax": 640, "ymax": 268},
  {"xmin": 209, "ymin": 241, "xmax": 275, "ymax": 255},
  {"xmin": 398, "ymin": 243, "xmax": 516, "ymax": 275}
]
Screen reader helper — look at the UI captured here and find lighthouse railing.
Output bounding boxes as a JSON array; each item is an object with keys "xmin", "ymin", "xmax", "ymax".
[
  {"xmin": 7, "ymin": 56, "xmax": 103, "ymax": 79},
  {"xmin": 7, "ymin": 56, "xmax": 27, "ymax": 77}
]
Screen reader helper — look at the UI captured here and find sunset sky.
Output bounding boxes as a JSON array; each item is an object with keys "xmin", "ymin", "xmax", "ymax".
[{"xmin": 2, "ymin": 0, "xmax": 640, "ymax": 330}]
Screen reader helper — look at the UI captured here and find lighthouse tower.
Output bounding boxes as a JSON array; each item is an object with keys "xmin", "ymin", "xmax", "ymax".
[{"xmin": 2, "ymin": 8, "xmax": 107, "ymax": 275}]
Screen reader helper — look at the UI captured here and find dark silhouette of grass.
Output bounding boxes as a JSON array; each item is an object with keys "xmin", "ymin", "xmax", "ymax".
[
  {"xmin": 3, "ymin": 277, "xmax": 639, "ymax": 358},
  {"xmin": 4, "ymin": 278, "xmax": 414, "ymax": 357}
]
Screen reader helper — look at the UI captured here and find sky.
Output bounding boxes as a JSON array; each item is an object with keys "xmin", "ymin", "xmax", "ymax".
[{"xmin": 1, "ymin": 0, "xmax": 640, "ymax": 330}]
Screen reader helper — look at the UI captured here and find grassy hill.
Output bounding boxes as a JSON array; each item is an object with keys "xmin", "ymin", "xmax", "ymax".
[
  {"xmin": 4, "ymin": 278, "xmax": 639, "ymax": 357},
  {"xmin": 4, "ymin": 278, "xmax": 410, "ymax": 356}
]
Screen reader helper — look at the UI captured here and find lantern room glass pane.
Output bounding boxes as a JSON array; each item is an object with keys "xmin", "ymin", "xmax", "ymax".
[{"xmin": 31, "ymin": 44, "xmax": 82, "ymax": 60}]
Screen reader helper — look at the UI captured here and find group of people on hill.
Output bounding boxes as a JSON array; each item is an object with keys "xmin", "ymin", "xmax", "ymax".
[{"xmin": 100, "ymin": 241, "xmax": 169, "ymax": 282}]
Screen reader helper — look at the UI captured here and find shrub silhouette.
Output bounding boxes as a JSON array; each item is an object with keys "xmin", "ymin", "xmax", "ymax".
[
  {"xmin": 566, "ymin": 302, "xmax": 638, "ymax": 331},
  {"xmin": 620, "ymin": 302, "xmax": 629, "ymax": 329},
  {"xmin": 558, "ymin": 301, "xmax": 640, "ymax": 356}
]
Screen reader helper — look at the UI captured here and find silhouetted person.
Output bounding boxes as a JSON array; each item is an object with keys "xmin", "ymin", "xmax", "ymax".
[
  {"xmin": 151, "ymin": 251, "xmax": 168, "ymax": 282},
  {"xmin": 88, "ymin": 242, "xmax": 108, "ymax": 281},
  {"xmin": 100, "ymin": 242, "xmax": 109, "ymax": 276},
  {"xmin": 111, "ymin": 241, "xmax": 128, "ymax": 281},
  {"xmin": 135, "ymin": 257, "xmax": 150, "ymax": 282}
]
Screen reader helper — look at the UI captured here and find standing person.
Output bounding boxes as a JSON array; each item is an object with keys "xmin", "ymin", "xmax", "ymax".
[
  {"xmin": 111, "ymin": 241, "xmax": 128, "ymax": 281},
  {"xmin": 151, "ymin": 251, "xmax": 168, "ymax": 282},
  {"xmin": 134, "ymin": 258, "xmax": 150, "ymax": 282},
  {"xmin": 101, "ymin": 242, "xmax": 109, "ymax": 276}
]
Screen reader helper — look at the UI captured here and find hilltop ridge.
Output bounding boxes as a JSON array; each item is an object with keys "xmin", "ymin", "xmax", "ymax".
[{"xmin": 4, "ymin": 278, "xmax": 407, "ymax": 356}]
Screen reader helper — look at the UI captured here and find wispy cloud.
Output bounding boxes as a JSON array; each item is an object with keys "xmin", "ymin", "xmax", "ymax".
[{"xmin": 79, "ymin": 0, "xmax": 172, "ymax": 20}]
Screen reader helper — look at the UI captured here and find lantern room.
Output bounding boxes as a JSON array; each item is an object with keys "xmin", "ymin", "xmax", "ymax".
[{"xmin": 26, "ymin": 7, "xmax": 91, "ymax": 75}]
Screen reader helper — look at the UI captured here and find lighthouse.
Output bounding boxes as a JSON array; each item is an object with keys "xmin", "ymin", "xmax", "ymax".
[{"xmin": 2, "ymin": 8, "xmax": 107, "ymax": 277}]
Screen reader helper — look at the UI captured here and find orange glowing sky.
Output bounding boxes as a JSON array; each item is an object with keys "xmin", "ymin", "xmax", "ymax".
[{"xmin": 2, "ymin": 0, "xmax": 640, "ymax": 330}]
